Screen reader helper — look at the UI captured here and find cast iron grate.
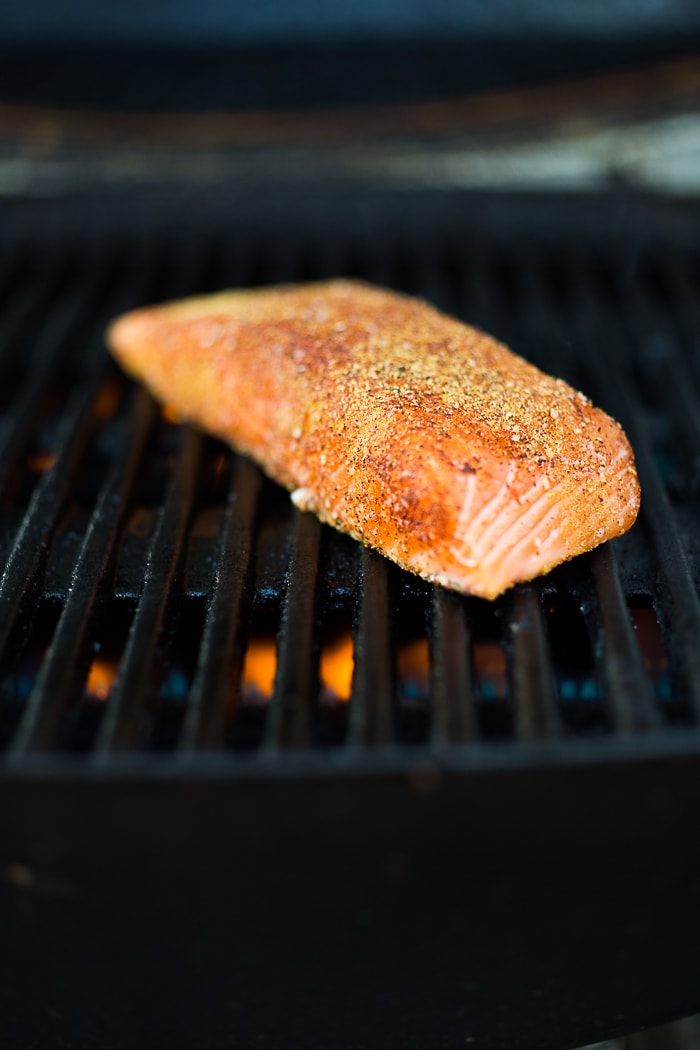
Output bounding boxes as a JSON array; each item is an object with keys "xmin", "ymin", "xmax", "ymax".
[{"xmin": 0, "ymin": 225, "xmax": 699, "ymax": 762}]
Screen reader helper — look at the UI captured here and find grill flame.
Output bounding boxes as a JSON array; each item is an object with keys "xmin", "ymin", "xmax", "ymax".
[
  {"xmin": 242, "ymin": 639, "xmax": 277, "ymax": 701},
  {"xmin": 95, "ymin": 378, "xmax": 122, "ymax": 419},
  {"xmin": 473, "ymin": 642, "xmax": 508, "ymax": 699},
  {"xmin": 86, "ymin": 657, "xmax": 118, "ymax": 701},
  {"xmin": 397, "ymin": 638, "xmax": 430, "ymax": 701},
  {"xmin": 28, "ymin": 451, "xmax": 57, "ymax": 473},
  {"xmin": 242, "ymin": 634, "xmax": 355, "ymax": 704},
  {"xmin": 320, "ymin": 632, "xmax": 354, "ymax": 702}
]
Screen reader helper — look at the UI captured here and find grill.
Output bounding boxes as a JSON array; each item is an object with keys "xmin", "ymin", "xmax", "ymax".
[{"xmin": 2, "ymin": 197, "xmax": 700, "ymax": 1049}]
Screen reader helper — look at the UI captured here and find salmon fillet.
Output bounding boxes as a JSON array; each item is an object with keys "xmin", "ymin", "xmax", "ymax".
[{"xmin": 106, "ymin": 279, "xmax": 640, "ymax": 600}]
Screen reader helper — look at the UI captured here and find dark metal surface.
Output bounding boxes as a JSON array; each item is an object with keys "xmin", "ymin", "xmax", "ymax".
[{"xmin": 0, "ymin": 199, "xmax": 699, "ymax": 1048}]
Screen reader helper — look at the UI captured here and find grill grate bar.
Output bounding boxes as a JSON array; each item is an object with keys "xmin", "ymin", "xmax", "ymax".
[
  {"xmin": 0, "ymin": 234, "xmax": 28, "ymax": 295},
  {"xmin": 264, "ymin": 510, "xmax": 322, "ymax": 750},
  {"xmin": 655, "ymin": 244, "xmax": 700, "ymax": 376},
  {"xmin": 588, "ymin": 543, "xmax": 660, "ymax": 732},
  {"xmin": 0, "ymin": 364, "xmax": 108, "ymax": 661},
  {"xmin": 429, "ymin": 588, "xmax": 476, "ymax": 743},
  {"xmin": 310, "ymin": 232, "xmax": 350, "ymax": 284},
  {"xmin": 618, "ymin": 250, "xmax": 700, "ymax": 494},
  {"xmin": 89, "ymin": 238, "xmax": 214, "ymax": 752},
  {"xmin": 506, "ymin": 584, "xmax": 561, "ymax": 739},
  {"xmin": 262, "ymin": 235, "xmax": 304, "ymax": 287},
  {"xmin": 460, "ymin": 250, "xmax": 499, "ymax": 339},
  {"xmin": 8, "ymin": 388, "xmax": 157, "ymax": 754},
  {"xmin": 503, "ymin": 248, "xmax": 665, "ymax": 730},
  {"xmin": 641, "ymin": 338, "xmax": 700, "ymax": 471},
  {"xmin": 95, "ymin": 426, "xmax": 203, "ymax": 753},
  {"xmin": 412, "ymin": 238, "xmax": 452, "ymax": 313},
  {"xmin": 0, "ymin": 243, "xmax": 67, "ymax": 370},
  {"xmin": 569, "ymin": 260, "xmax": 700, "ymax": 720},
  {"xmin": 0, "ymin": 247, "xmax": 111, "ymax": 496},
  {"xmin": 2, "ymin": 241, "xmax": 183, "ymax": 753},
  {"xmin": 218, "ymin": 234, "xmax": 258, "ymax": 289},
  {"xmin": 515, "ymin": 245, "xmax": 577, "ymax": 381},
  {"xmin": 349, "ymin": 548, "xmax": 393, "ymax": 746},
  {"xmin": 0, "ymin": 282, "xmax": 49, "ymax": 373},
  {"xmin": 179, "ymin": 457, "xmax": 261, "ymax": 751},
  {"xmin": 464, "ymin": 250, "xmax": 564, "ymax": 738}
]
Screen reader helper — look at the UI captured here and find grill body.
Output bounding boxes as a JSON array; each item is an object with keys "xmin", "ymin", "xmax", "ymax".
[
  {"xmin": 3, "ymin": 756, "xmax": 700, "ymax": 1050},
  {"xmin": 1, "ymin": 193, "xmax": 700, "ymax": 1048}
]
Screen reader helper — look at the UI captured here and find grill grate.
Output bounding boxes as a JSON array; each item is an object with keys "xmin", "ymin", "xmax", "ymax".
[{"xmin": 1, "ymin": 224, "xmax": 700, "ymax": 764}]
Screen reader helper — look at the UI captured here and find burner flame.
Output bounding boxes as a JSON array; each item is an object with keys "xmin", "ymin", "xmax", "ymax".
[
  {"xmin": 397, "ymin": 638, "xmax": 430, "ymax": 701},
  {"xmin": 28, "ymin": 451, "xmax": 57, "ymax": 473},
  {"xmin": 86, "ymin": 658, "xmax": 118, "ymax": 701},
  {"xmin": 320, "ymin": 632, "xmax": 354, "ymax": 703},
  {"xmin": 242, "ymin": 639, "xmax": 277, "ymax": 702},
  {"xmin": 95, "ymin": 378, "xmax": 122, "ymax": 419},
  {"xmin": 473, "ymin": 642, "xmax": 508, "ymax": 699}
]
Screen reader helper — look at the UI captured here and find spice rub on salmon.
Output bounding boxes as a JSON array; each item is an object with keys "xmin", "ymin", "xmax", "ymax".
[{"xmin": 107, "ymin": 279, "xmax": 640, "ymax": 600}]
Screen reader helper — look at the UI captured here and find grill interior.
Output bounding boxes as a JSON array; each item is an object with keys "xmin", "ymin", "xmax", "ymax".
[{"xmin": 1, "ymin": 212, "xmax": 699, "ymax": 764}]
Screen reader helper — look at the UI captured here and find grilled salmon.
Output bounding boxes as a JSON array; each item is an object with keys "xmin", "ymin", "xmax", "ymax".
[{"xmin": 106, "ymin": 279, "xmax": 640, "ymax": 599}]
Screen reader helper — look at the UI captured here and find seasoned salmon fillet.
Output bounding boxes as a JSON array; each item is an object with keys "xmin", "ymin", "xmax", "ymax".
[{"xmin": 107, "ymin": 279, "xmax": 640, "ymax": 600}]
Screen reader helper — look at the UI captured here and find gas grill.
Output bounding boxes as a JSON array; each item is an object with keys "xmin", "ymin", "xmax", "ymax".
[
  {"xmin": 1, "ymin": 192, "xmax": 699, "ymax": 1050},
  {"xmin": 3, "ymin": 3, "xmax": 700, "ymax": 1044}
]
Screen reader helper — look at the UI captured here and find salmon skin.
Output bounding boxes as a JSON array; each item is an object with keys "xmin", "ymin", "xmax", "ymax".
[{"xmin": 107, "ymin": 279, "xmax": 640, "ymax": 600}]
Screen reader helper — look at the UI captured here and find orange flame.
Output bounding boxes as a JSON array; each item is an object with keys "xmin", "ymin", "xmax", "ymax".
[
  {"xmin": 162, "ymin": 403, "xmax": 183, "ymax": 425},
  {"xmin": 28, "ymin": 451, "xmax": 57, "ymax": 473},
  {"xmin": 86, "ymin": 657, "xmax": 119, "ymax": 701},
  {"xmin": 212, "ymin": 451, "xmax": 228, "ymax": 480},
  {"xmin": 397, "ymin": 638, "xmax": 430, "ymax": 698},
  {"xmin": 95, "ymin": 378, "xmax": 122, "ymax": 419},
  {"xmin": 320, "ymin": 632, "xmax": 354, "ymax": 702},
  {"xmin": 242, "ymin": 638, "xmax": 277, "ymax": 701},
  {"xmin": 473, "ymin": 641, "xmax": 508, "ymax": 699}
]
